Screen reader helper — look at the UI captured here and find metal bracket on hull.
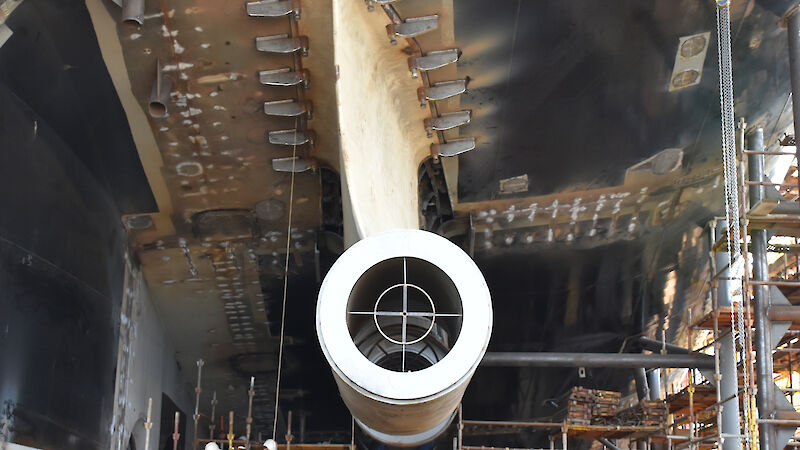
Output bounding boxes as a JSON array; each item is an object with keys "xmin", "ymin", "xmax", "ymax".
[
  {"xmin": 246, "ymin": 0, "xmax": 301, "ymax": 20},
  {"xmin": 256, "ymin": 34, "xmax": 309, "ymax": 56},
  {"xmin": 386, "ymin": 15, "xmax": 438, "ymax": 45},
  {"xmin": 259, "ymin": 68, "xmax": 310, "ymax": 88},
  {"xmin": 408, "ymin": 49, "xmax": 460, "ymax": 78},
  {"xmin": 418, "ymin": 80, "xmax": 467, "ymax": 107}
]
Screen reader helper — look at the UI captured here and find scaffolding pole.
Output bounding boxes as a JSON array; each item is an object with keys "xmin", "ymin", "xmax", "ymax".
[{"xmin": 749, "ymin": 128, "xmax": 778, "ymax": 449}]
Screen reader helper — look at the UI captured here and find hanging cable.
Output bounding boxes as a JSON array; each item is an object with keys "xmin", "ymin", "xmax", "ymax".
[
  {"xmin": 716, "ymin": 2, "xmax": 752, "ymax": 446},
  {"xmin": 273, "ymin": 119, "xmax": 299, "ymax": 440}
]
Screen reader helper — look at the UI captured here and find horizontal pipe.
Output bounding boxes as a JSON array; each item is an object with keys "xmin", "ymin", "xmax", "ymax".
[
  {"xmin": 744, "ymin": 180, "xmax": 799, "ymax": 188},
  {"xmin": 743, "ymin": 151, "xmax": 798, "ymax": 156},
  {"xmin": 638, "ymin": 336, "xmax": 694, "ymax": 355},
  {"xmin": 461, "ymin": 420, "xmax": 560, "ymax": 429},
  {"xmin": 751, "ymin": 280, "xmax": 800, "ymax": 287},
  {"xmin": 480, "ymin": 352, "xmax": 715, "ymax": 369}
]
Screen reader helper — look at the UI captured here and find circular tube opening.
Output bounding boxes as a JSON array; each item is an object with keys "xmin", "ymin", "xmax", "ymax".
[
  {"xmin": 148, "ymin": 101, "xmax": 168, "ymax": 118},
  {"xmin": 122, "ymin": 18, "xmax": 144, "ymax": 28},
  {"xmin": 346, "ymin": 257, "xmax": 462, "ymax": 372}
]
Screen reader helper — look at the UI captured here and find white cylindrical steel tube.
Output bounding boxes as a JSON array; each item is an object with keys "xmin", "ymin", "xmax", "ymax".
[{"xmin": 316, "ymin": 230, "xmax": 492, "ymax": 446}]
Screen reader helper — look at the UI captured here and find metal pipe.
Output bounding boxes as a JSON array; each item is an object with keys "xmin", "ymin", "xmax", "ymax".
[
  {"xmin": 634, "ymin": 367, "xmax": 650, "ymax": 400},
  {"xmin": 227, "ymin": 411, "xmax": 235, "ymax": 450},
  {"xmin": 787, "ymin": 8, "xmax": 800, "ymax": 193},
  {"xmin": 317, "ymin": 230, "xmax": 492, "ymax": 447},
  {"xmin": 479, "ymin": 352, "xmax": 715, "ymax": 369},
  {"xmin": 598, "ymin": 438, "xmax": 623, "ymax": 450},
  {"xmin": 121, "ymin": 0, "xmax": 145, "ymax": 27},
  {"xmin": 633, "ymin": 368, "xmax": 649, "ymax": 450},
  {"xmin": 638, "ymin": 337, "xmax": 694, "ymax": 355},
  {"xmin": 460, "ymin": 420, "xmax": 560, "ymax": 429},
  {"xmin": 193, "ymin": 359, "xmax": 203, "ymax": 450},
  {"xmin": 743, "ymin": 151, "xmax": 798, "ymax": 156},
  {"xmin": 750, "ymin": 280, "xmax": 800, "ymax": 287},
  {"xmin": 749, "ymin": 127, "xmax": 777, "ymax": 449},
  {"xmin": 149, "ymin": 59, "xmax": 172, "ymax": 118},
  {"xmin": 769, "ymin": 305, "xmax": 800, "ymax": 321},
  {"xmin": 713, "ymin": 220, "xmax": 742, "ymax": 450},
  {"xmin": 246, "ymin": 377, "xmax": 255, "ymax": 449},
  {"xmin": 172, "ymin": 412, "xmax": 180, "ymax": 450},
  {"xmin": 647, "ymin": 369, "xmax": 662, "ymax": 400},
  {"xmin": 144, "ymin": 397, "xmax": 153, "ymax": 450},
  {"xmin": 209, "ymin": 391, "xmax": 217, "ymax": 440}
]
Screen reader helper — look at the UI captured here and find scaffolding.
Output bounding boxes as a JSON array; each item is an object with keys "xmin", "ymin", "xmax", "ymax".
[{"xmin": 697, "ymin": 121, "xmax": 800, "ymax": 450}]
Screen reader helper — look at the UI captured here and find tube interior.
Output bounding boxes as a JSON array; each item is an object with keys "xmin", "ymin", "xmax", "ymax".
[{"xmin": 346, "ymin": 257, "xmax": 463, "ymax": 372}]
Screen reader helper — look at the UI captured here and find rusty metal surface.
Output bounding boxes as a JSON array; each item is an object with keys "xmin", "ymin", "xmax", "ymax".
[{"xmin": 94, "ymin": 0, "xmax": 338, "ymax": 432}]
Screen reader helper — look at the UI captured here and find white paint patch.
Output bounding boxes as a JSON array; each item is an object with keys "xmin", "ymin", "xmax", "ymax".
[
  {"xmin": 180, "ymin": 73, "xmax": 188, "ymax": 80},
  {"xmin": 212, "ymin": 121, "xmax": 222, "ymax": 127},
  {"xmin": 220, "ymin": 136, "xmax": 230, "ymax": 141},
  {"xmin": 213, "ymin": 105, "xmax": 226, "ymax": 111},
  {"xmin": 201, "ymin": 43, "xmax": 211, "ymax": 49},
  {"xmin": 130, "ymin": 33, "xmax": 142, "ymax": 40},
  {"xmin": 527, "ymin": 203, "xmax": 538, "ymax": 222},
  {"xmin": 159, "ymin": 126, "xmax": 169, "ymax": 132},
  {"xmin": 162, "ymin": 62, "xmax": 194, "ymax": 72},
  {"xmin": 180, "ymin": 108, "xmax": 203, "ymax": 117},
  {"xmin": 173, "ymin": 40, "xmax": 185, "ymax": 54},
  {"xmin": 209, "ymin": 91, "xmax": 219, "ymax": 97},
  {"xmin": 195, "ymin": 26, "xmax": 204, "ymax": 32},
  {"xmin": 160, "ymin": 25, "xmax": 178, "ymax": 37},
  {"xmin": 143, "ymin": 10, "xmax": 172, "ymax": 20},
  {"xmin": 182, "ymin": 119, "xmax": 193, "ymax": 126}
]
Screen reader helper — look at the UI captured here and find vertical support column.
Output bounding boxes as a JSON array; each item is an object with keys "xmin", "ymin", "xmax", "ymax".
[
  {"xmin": 633, "ymin": 368, "xmax": 649, "ymax": 450},
  {"xmin": 786, "ymin": 7, "xmax": 800, "ymax": 192},
  {"xmin": 647, "ymin": 369, "xmax": 662, "ymax": 400},
  {"xmin": 714, "ymin": 220, "xmax": 742, "ymax": 450},
  {"xmin": 634, "ymin": 367, "xmax": 650, "ymax": 401},
  {"xmin": 749, "ymin": 128, "xmax": 776, "ymax": 448}
]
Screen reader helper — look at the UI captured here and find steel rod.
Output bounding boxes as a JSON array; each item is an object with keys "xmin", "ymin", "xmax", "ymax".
[
  {"xmin": 194, "ymin": 359, "xmax": 203, "ymax": 450},
  {"xmin": 144, "ymin": 397, "xmax": 153, "ymax": 450},
  {"xmin": 751, "ymin": 280, "xmax": 800, "ymax": 287},
  {"xmin": 479, "ymin": 352, "xmax": 715, "ymax": 368},
  {"xmin": 743, "ymin": 151, "xmax": 798, "ymax": 156},
  {"xmin": 246, "ymin": 377, "xmax": 255, "ymax": 449},
  {"xmin": 744, "ymin": 181, "xmax": 799, "ymax": 188}
]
